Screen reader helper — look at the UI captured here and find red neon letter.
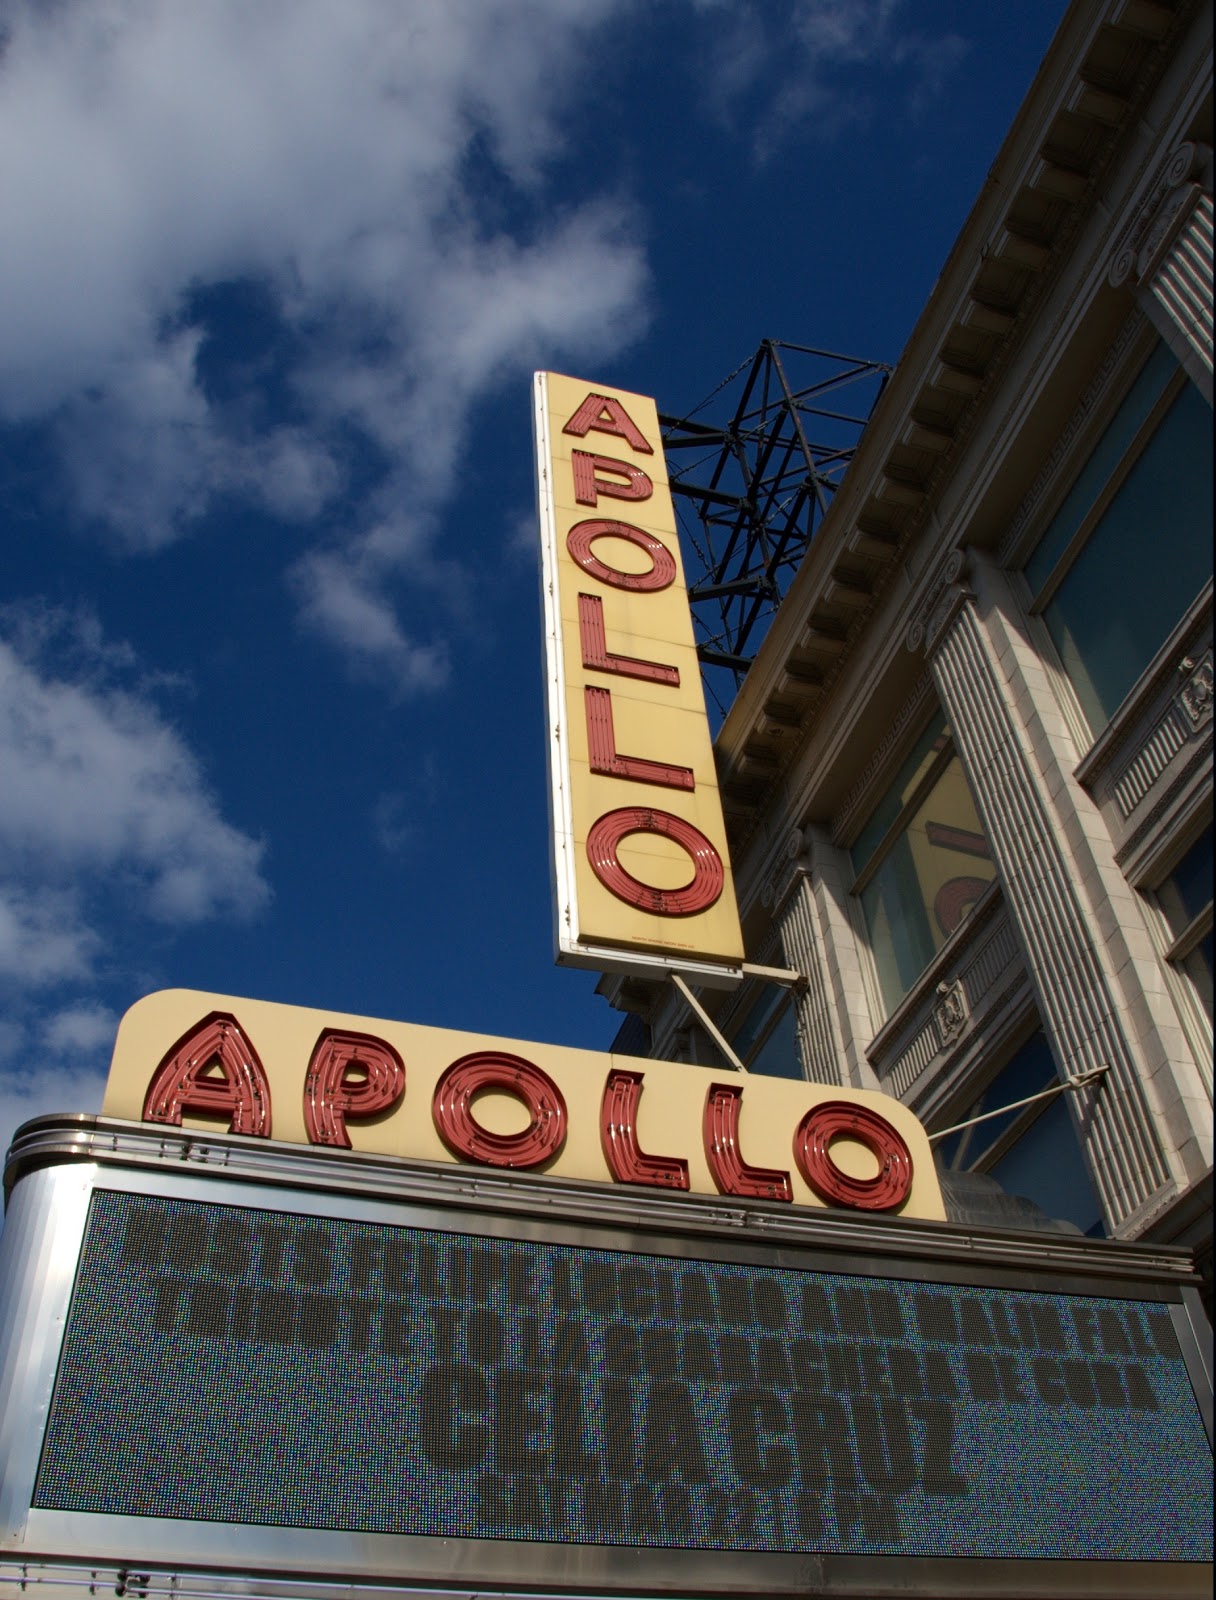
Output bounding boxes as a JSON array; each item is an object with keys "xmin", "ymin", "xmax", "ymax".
[
  {"xmin": 142, "ymin": 1011, "xmax": 271, "ymax": 1137},
  {"xmin": 600, "ymin": 1068, "xmax": 689, "ymax": 1190},
  {"xmin": 585, "ymin": 687, "xmax": 694, "ymax": 791},
  {"xmin": 432, "ymin": 1052, "xmax": 567, "ymax": 1169},
  {"xmin": 562, "ymin": 392, "xmax": 653, "ymax": 455},
  {"xmin": 577, "ymin": 593, "xmax": 678, "ymax": 685},
  {"xmin": 567, "ymin": 520, "xmax": 676, "ymax": 592},
  {"xmin": 586, "ymin": 806, "xmax": 723, "ymax": 915},
  {"xmin": 303, "ymin": 1029, "xmax": 405, "ymax": 1149},
  {"xmin": 571, "ymin": 451, "xmax": 653, "ymax": 507},
  {"xmin": 703, "ymin": 1083, "xmax": 792, "ymax": 1201},
  {"xmin": 793, "ymin": 1101, "xmax": 913, "ymax": 1212}
]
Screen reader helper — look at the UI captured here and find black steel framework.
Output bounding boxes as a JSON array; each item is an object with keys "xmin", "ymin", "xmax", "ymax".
[{"xmin": 660, "ymin": 339, "xmax": 891, "ymax": 714}]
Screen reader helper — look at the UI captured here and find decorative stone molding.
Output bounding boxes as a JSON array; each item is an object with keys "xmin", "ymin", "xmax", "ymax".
[
  {"xmin": 772, "ymin": 875, "xmax": 840, "ymax": 1087},
  {"xmin": 1177, "ymin": 649, "xmax": 1214, "ymax": 730},
  {"xmin": 905, "ymin": 550, "xmax": 971, "ymax": 657},
  {"xmin": 1110, "ymin": 142, "xmax": 1211, "ymax": 288},
  {"xmin": 1110, "ymin": 706, "xmax": 1191, "ymax": 821},
  {"xmin": 1108, "ymin": 650, "xmax": 1214, "ymax": 821},
  {"xmin": 759, "ymin": 827, "xmax": 810, "ymax": 913},
  {"xmin": 933, "ymin": 979, "xmax": 968, "ymax": 1048},
  {"xmin": 1110, "ymin": 141, "xmax": 1213, "ymax": 401},
  {"xmin": 874, "ymin": 895, "xmax": 1021, "ymax": 1101},
  {"xmin": 766, "ymin": 833, "xmax": 880, "ymax": 1090}
]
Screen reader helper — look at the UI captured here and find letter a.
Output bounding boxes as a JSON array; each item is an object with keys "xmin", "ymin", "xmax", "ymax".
[
  {"xmin": 562, "ymin": 392, "xmax": 653, "ymax": 454},
  {"xmin": 142, "ymin": 1011, "xmax": 271, "ymax": 1136}
]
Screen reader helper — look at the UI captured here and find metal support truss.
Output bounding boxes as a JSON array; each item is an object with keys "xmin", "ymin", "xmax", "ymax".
[{"xmin": 659, "ymin": 340, "xmax": 891, "ymax": 715}]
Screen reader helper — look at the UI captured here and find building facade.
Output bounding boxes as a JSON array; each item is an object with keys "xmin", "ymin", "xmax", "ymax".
[{"xmin": 602, "ymin": 0, "xmax": 1213, "ymax": 1285}]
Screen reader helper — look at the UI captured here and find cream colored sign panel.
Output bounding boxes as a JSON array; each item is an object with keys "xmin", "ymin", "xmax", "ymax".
[
  {"xmin": 536, "ymin": 371, "xmax": 744, "ymax": 985},
  {"xmin": 101, "ymin": 989, "xmax": 946, "ymax": 1222}
]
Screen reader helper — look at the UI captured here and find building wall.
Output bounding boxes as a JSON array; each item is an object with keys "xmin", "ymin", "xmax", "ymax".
[{"xmin": 603, "ymin": 0, "xmax": 1213, "ymax": 1269}]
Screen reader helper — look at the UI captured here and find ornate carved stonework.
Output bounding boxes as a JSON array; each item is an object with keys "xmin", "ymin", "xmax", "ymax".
[
  {"xmin": 1177, "ymin": 650, "xmax": 1214, "ymax": 729},
  {"xmin": 906, "ymin": 550, "xmax": 970, "ymax": 656},
  {"xmin": 760, "ymin": 827, "xmax": 810, "ymax": 912},
  {"xmin": 933, "ymin": 978, "xmax": 968, "ymax": 1048},
  {"xmin": 1110, "ymin": 142, "xmax": 1211, "ymax": 289},
  {"xmin": 1111, "ymin": 652, "xmax": 1216, "ymax": 819}
]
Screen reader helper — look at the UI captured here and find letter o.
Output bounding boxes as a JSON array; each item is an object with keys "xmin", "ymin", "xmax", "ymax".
[
  {"xmin": 567, "ymin": 519, "xmax": 677, "ymax": 592},
  {"xmin": 587, "ymin": 807, "xmax": 724, "ymax": 916},
  {"xmin": 432, "ymin": 1052, "xmax": 567, "ymax": 1169},
  {"xmin": 793, "ymin": 1101, "xmax": 913, "ymax": 1212}
]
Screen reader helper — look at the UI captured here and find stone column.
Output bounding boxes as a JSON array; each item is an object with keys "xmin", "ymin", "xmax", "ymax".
[
  {"xmin": 1111, "ymin": 141, "xmax": 1213, "ymax": 404},
  {"xmin": 906, "ymin": 551, "xmax": 1209, "ymax": 1235},
  {"xmin": 761, "ymin": 826, "xmax": 878, "ymax": 1089}
]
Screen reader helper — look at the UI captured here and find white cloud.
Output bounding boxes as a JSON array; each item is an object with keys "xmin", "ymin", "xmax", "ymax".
[
  {"xmin": 0, "ymin": 611, "xmax": 267, "ymax": 1160},
  {"xmin": 0, "ymin": 887, "xmax": 98, "ymax": 988},
  {"xmin": 0, "ymin": 1004, "xmax": 116, "ymax": 1169},
  {"xmin": 290, "ymin": 551, "xmax": 450, "ymax": 698},
  {"xmin": 371, "ymin": 792, "xmax": 416, "ymax": 858},
  {"xmin": 371, "ymin": 759, "xmax": 441, "ymax": 857},
  {"xmin": 49, "ymin": 332, "xmax": 341, "ymax": 551},
  {"xmin": 0, "ymin": 1063, "xmax": 109, "ymax": 1169},
  {"xmin": 702, "ymin": 0, "xmax": 968, "ymax": 158},
  {"xmin": 40, "ymin": 1003, "xmax": 120, "ymax": 1059},
  {"xmin": 0, "ymin": 0, "xmax": 648, "ymax": 681},
  {"xmin": 0, "ymin": 608, "xmax": 270, "ymax": 964}
]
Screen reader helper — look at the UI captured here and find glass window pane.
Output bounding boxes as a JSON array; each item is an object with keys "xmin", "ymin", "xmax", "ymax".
[
  {"xmin": 938, "ymin": 1030, "xmax": 1057, "ymax": 1169},
  {"xmin": 1160, "ymin": 826, "xmax": 1214, "ymax": 934},
  {"xmin": 749, "ymin": 1004, "xmax": 802, "ymax": 1081},
  {"xmin": 1024, "ymin": 342, "xmax": 1177, "ymax": 595},
  {"xmin": 731, "ymin": 985, "xmax": 803, "ymax": 1080},
  {"xmin": 851, "ymin": 712, "xmax": 947, "ymax": 867},
  {"xmin": 1177, "ymin": 933, "xmax": 1214, "ymax": 1024},
  {"xmin": 1039, "ymin": 377, "xmax": 1213, "ymax": 733},
  {"xmin": 858, "ymin": 753, "xmax": 996, "ymax": 1015},
  {"xmin": 987, "ymin": 1094, "xmax": 1106, "ymax": 1237},
  {"xmin": 1156, "ymin": 826, "xmax": 1214, "ymax": 1025},
  {"xmin": 938, "ymin": 1033, "xmax": 1105, "ymax": 1236}
]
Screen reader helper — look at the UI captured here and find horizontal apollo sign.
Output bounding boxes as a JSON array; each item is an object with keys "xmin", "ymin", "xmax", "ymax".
[
  {"xmin": 100, "ymin": 989, "xmax": 946, "ymax": 1220},
  {"xmin": 534, "ymin": 371, "xmax": 744, "ymax": 986}
]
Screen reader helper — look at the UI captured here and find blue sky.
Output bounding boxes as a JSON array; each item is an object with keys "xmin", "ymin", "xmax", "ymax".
[{"xmin": 0, "ymin": 0, "xmax": 1067, "ymax": 1155}]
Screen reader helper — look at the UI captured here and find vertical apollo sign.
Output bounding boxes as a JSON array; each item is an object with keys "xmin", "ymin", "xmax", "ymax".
[{"xmin": 536, "ymin": 374, "xmax": 744, "ymax": 985}]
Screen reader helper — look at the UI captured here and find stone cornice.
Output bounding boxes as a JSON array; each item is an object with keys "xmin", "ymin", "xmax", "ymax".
[{"xmin": 712, "ymin": 0, "xmax": 1203, "ymax": 860}]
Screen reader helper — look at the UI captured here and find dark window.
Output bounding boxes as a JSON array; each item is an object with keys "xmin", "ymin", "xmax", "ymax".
[
  {"xmin": 1154, "ymin": 825, "xmax": 1214, "ymax": 1027},
  {"xmin": 937, "ymin": 1031, "xmax": 1106, "ymax": 1237},
  {"xmin": 730, "ymin": 983, "xmax": 802, "ymax": 1079},
  {"xmin": 1025, "ymin": 345, "xmax": 1213, "ymax": 736}
]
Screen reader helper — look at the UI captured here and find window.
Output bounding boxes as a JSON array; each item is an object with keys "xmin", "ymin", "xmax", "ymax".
[
  {"xmin": 937, "ymin": 1031, "xmax": 1106, "ymax": 1237},
  {"xmin": 851, "ymin": 712, "xmax": 996, "ymax": 1017},
  {"xmin": 729, "ymin": 983, "xmax": 802, "ymax": 1080},
  {"xmin": 1154, "ymin": 824, "xmax": 1214, "ymax": 1029},
  {"xmin": 1023, "ymin": 344, "xmax": 1213, "ymax": 737}
]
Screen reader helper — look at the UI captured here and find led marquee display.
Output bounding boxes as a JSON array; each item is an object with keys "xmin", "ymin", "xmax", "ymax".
[{"xmin": 34, "ymin": 1190, "xmax": 1212, "ymax": 1563}]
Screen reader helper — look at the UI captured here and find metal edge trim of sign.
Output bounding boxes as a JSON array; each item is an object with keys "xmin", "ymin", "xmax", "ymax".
[
  {"xmin": 4, "ymin": 1119, "xmax": 1203, "ymax": 1297},
  {"xmin": 533, "ymin": 372, "xmax": 580, "ymax": 976}
]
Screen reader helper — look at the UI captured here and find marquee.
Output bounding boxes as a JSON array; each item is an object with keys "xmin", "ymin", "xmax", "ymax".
[{"xmin": 99, "ymin": 988, "xmax": 947, "ymax": 1221}]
